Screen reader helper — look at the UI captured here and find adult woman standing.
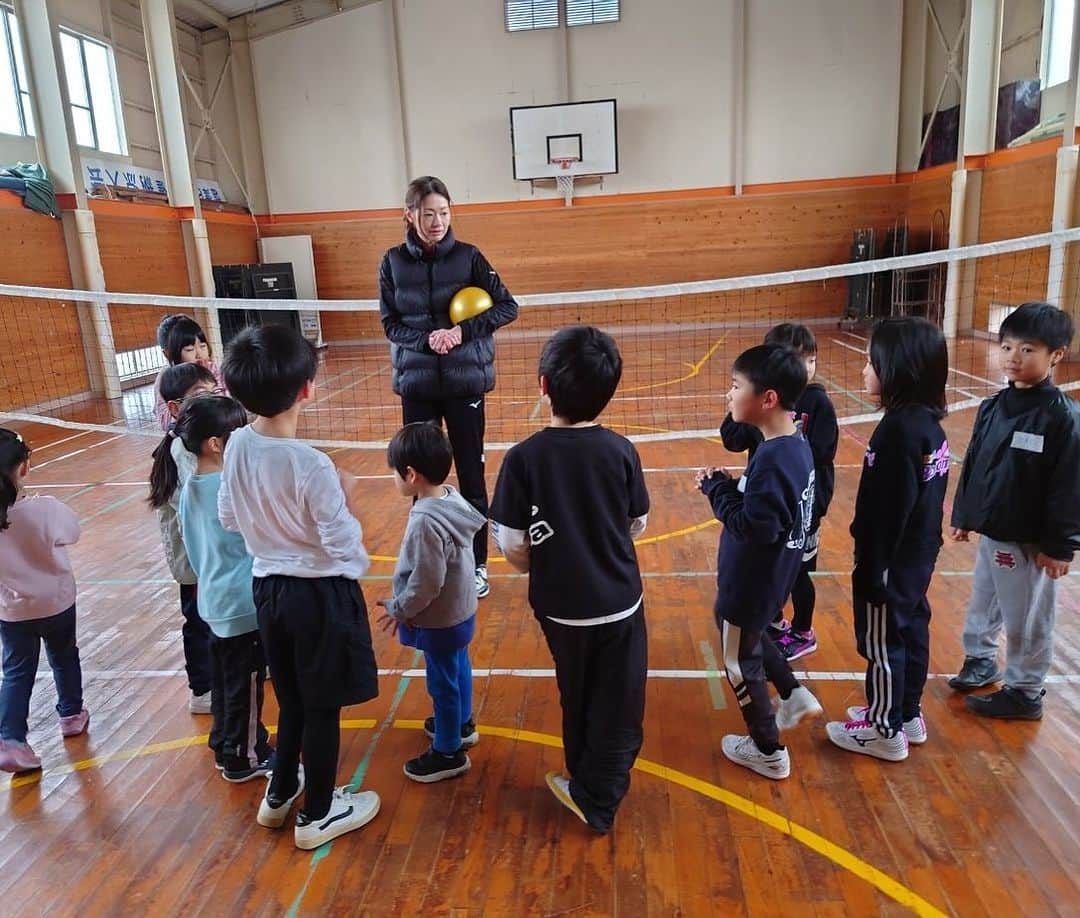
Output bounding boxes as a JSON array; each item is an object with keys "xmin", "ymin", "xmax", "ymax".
[{"xmin": 379, "ymin": 176, "xmax": 519, "ymax": 598}]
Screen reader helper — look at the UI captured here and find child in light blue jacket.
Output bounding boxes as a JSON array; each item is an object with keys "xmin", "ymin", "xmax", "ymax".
[{"xmin": 165, "ymin": 395, "xmax": 273, "ymax": 782}]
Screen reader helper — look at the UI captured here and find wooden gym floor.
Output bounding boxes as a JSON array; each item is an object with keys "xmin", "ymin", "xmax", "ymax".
[{"xmin": 1, "ymin": 332, "xmax": 1078, "ymax": 917}]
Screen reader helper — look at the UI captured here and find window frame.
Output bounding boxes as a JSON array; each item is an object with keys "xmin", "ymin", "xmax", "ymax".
[
  {"xmin": 58, "ymin": 26, "xmax": 127, "ymax": 155},
  {"xmin": 0, "ymin": 4, "xmax": 33, "ymax": 137},
  {"xmin": 505, "ymin": 0, "xmax": 561, "ymax": 33},
  {"xmin": 565, "ymin": 0, "xmax": 620, "ymax": 28},
  {"xmin": 1042, "ymin": 0, "xmax": 1077, "ymax": 89}
]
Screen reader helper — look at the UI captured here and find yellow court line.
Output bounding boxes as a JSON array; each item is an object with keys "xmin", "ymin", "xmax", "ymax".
[
  {"xmin": 2, "ymin": 720, "xmax": 945, "ymax": 917},
  {"xmin": 369, "ymin": 515, "xmax": 720, "ymax": 563},
  {"xmin": 619, "ymin": 335, "xmax": 726, "ymax": 393}
]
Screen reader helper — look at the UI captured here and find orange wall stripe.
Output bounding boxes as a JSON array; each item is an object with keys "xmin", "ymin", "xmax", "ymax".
[{"xmin": 6, "ymin": 146, "xmax": 1066, "ymax": 229}]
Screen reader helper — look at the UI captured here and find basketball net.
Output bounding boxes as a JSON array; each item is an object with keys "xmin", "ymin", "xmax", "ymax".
[{"xmin": 552, "ymin": 157, "xmax": 577, "ymax": 206}]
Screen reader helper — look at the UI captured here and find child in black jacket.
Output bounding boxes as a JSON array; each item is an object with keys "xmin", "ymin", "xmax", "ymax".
[
  {"xmin": 719, "ymin": 324, "xmax": 838, "ymax": 660},
  {"xmin": 826, "ymin": 318, "xmax": 949, "ymax": 763},
  {"xmin": 948, "ymin": 302, "xmax": 1080, "ymax": 720}
]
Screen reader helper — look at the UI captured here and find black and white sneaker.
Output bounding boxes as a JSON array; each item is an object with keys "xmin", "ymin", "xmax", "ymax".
[
  {"xmin": 223, "ymin": 751, "xmax": 275, "ymax": 783},
  {"xmin": 826, "ymin": 718, "xmax": 908, "ymax": 761},
  {"xmin": 294, "ymin": 787, "xmax": 380, "ymax": 850},
  {"xmin": 423, "ymin": 717, "xmax": 479, "ymax": 747},
  {"xmin": 475, "ymin": 565, "xmax": 490, "ymax": 599},
  {"xmin": 403, "ymin": 747, "xmax": 471, "ymax": 783},
  {"xmin": 257, "ymin": 765, "xmax": 305, "ymax": 828},
  {"xmin": 721, "ymin": 734, "xmax": 791, "ymax": 779}
]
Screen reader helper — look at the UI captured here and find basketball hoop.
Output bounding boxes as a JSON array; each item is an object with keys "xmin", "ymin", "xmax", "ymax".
[{"xmin": 550, "ymin": 156, "xmax": 579, "ymax": 206}]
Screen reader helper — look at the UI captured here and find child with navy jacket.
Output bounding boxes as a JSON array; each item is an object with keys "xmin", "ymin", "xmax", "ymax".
[
  {"xmin": 720, "ymin": 323, "xmax": 838, "ymax": 660},
  {"xmin": 826, "ymin": 317, "xmax": 949, "ymax": 762},
  {"xmin": 700, "ymin": 344, "xmax": 822, "ymax": 781}
]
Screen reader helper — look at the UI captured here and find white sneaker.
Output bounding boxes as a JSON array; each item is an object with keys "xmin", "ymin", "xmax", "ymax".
[
  {"xmin": 826, "ymin": 719, "xmax": 908, "ymax": 761},
  {"xmin": 294, "ymin": 787, "xmax": 380, "ymax": 850},
  {"xmin": 776, "ymin": 686, "xmax": 824, "ymax": 731},
  {"xmin": 188, "ymin": 690, "xmax": 212, "ymax": 715},
  {"xmin": 846, "ymin": 706, "xmax": 928, "ymax": 745},
  {"xmin": 257, "ymin": 765, "xmax": 306, "ymax": 828},
  {"xmin": 475, "ymin": 565, "xmax": 490, "ymax": 599},
  {"xmin": 721, "ymin": 734, "xmax": 791, "ymax": 780}
]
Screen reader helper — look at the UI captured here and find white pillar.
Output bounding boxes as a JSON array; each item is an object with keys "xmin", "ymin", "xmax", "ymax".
[
  {"xmin": 942, "ymin": 0, "xmax": 1003, "ymax": 339},
  {"xmin": 15, "ymin": 0, "xmax": 120, "ymax": 398},
  {"xmin": 140, "ymin": 0, "xmax": 223, "ymax": 357},
  {"xmin": 1047, "ymin": 0, "xmax": 1080, "ymax": 352}
]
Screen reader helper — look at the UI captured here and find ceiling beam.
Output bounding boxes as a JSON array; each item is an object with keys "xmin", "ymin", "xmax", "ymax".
[{"xmin": 175, "ymin": 0, "xmax": 229, "ymax": 29}]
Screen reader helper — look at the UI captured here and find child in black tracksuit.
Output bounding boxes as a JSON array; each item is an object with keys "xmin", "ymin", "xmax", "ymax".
[
  {"xmin": 492, "ymin": 326, "xmax": 649, "ymax": 833},
  {"xmin": 826, "ymin": 318, "xmax": 949, "ymax": 763},
  {"xmin": 700, "ymin": 344, "xmax": 821, "ymax": 781},
  {"xmin": 720, "ymin": 324, "xmax": 838, "ymax": 660},
  {"xmin": 948, "ymin": 302, "xmax": 1080, "ymax": 720}
]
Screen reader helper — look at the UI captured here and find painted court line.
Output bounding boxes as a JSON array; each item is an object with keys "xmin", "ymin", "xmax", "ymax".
[
  {"xmin": 44, "ymin": 668, "xmax": 1080, "ymax": 684},
  {"xmin": 0, "ymin": 721, "xmax": 949, "ymax": 916}
]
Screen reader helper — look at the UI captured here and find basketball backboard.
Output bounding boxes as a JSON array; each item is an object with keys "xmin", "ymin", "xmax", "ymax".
[{"xmin": 510, "ymin": 99, "xmax": 618, "ymax": 180}]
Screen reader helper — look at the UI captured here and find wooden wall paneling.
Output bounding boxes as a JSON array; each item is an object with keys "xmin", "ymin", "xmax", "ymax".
[
  {"xmin": 95, "ymin": 215, "xmax": 193, "ymax": 353},
  {"xmin": 0, "ymin": 201, "xmax": 89, "ymax": 409},
  {"xmin": 974, "ymin": 155, "xmax": 1056, "ymax": 331},
  {"xmin": 905, "ymin": 175, "xmax": 952, "ymax": 247},
  {"xmin": 261, "ymin": 185, "xmax": 912, "ymax": 343},
  {"xmin": 206, "ymin": 221, "xmax": 260, "ymax": 267}
]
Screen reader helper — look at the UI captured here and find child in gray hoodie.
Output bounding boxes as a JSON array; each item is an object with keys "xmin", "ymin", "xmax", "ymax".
[{"xmin": 378, "ymin": 422, "xmax": 486, "ymax": 783}]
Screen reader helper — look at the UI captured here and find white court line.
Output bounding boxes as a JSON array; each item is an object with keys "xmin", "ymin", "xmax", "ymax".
[
  {"xmin": 830, "ymin": 338, "xmax": 865, "ymax": 356},
  {"xmin": 311, "ymin": 364, "xmax": 389, "ymax": 406},
  {"xmin": 950, "ymin": 366, "xmax": 1001, "ymax": 388},
  {"xmin": 43, "ymin": 667, "xmax": 1080, "ymax": 683},
  {"xmin": 31, "ymin": 435, "xmax": 125, "ymax": 470},
  {"xmin": 29, "ymin": 430, "xmax": 93, "ymax": 453}
]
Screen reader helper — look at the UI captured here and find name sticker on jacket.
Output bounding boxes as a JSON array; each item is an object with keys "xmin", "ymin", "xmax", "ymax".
[{"xmin": 1010, "ymin": 431, "xmax": 1045, "ymax": 453}]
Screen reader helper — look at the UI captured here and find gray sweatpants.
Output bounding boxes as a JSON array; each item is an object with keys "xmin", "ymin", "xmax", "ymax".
[{"xmin": 961, "ymin": 536, "xmax": 1057, "ymax": 699}]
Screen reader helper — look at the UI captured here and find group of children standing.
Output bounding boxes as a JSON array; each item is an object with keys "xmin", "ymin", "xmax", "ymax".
[{"xmin": 0, "ymin": 302, "xmax": 1076, "ymax": 845}]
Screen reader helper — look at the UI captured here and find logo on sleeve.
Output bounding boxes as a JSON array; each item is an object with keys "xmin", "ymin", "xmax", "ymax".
[
  {"xmin": 786, "ymin": 469, "xmax": 816, "ymax": 551},
  {"xmin": 528, "ymin": 504, "xmax": 555, "ymax": 547},
  {"xmin": 922, "ymin": 441, "xmax": 950, "ymax": 482},
  {"xmin": 864, "ymin": 449, "xmax": 876, "ymax": 468}
]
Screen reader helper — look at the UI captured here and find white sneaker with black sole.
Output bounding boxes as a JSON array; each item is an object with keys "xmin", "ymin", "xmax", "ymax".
[
  {"xmin": 257, "ymin": 765, "xmax": 306, "ymax": 828},
  {"xmin": 826, "ymin": 719, "xmax": 909, "ymax": 761},
  {"xmin": 775, "ymin": 686, "xmax": 824, "ymax": 731},
  {"xmin": 721, "ymin": 734, "xmax": 791, "ymax": 780},
  {"xmin": 294, "ymin": 787, "xmax": 380, "ymax": 850},
  {"xmin": 846, "ymin": 705, "xmax": 927, "ymax": 744}
]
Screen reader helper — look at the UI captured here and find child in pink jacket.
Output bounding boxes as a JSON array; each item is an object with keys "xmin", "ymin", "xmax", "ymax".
[{"xmin": 0, "ymin": 429, "xmax": 88, "ymax": 773}]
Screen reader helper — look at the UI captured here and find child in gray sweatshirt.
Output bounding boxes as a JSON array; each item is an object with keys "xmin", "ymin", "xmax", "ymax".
[{"xmin": 378, "ymin": 422, "xmax": 486, "ymax": 783}]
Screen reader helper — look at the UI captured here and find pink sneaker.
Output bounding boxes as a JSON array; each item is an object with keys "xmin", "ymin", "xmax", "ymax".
[
  {"xmin": 59, "ymin": 708, "xmax": 90, "ymax": 738},
  {"xmin": 0, "ymin": 739, "xmax": 42, "ymax": 773}
]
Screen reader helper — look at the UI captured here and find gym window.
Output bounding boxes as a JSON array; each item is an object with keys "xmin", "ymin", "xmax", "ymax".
[
  {"xmin": 506, "ymin": 0, "xmax": 619, "ymax": 32},
  {"xmin": 1043, "ymin": 0, "xmax": 1077, "ymax": 88},
  {"xmin": 59, "ymin": 28, "xmax": 125, "ymax": 154},
  {"xmin": 506, "ymin": 0, "xmax": 559, "ymax": 31},
  {"xmin": 0, "ymin": 5, "xmax": 32, "ymax": 137},
  {"xmin": 566, "ymin": 0, "xmax": 619, "ymax": 27}
]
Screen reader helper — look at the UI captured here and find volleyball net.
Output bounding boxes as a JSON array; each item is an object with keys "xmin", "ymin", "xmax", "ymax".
[{"xmin": 3, "ymin": 226, "xmax": 1080, "ymax": 450}]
